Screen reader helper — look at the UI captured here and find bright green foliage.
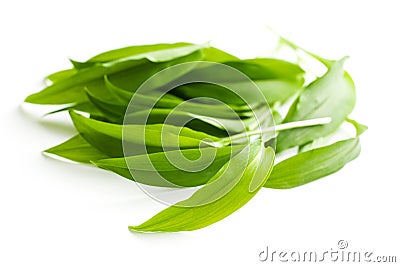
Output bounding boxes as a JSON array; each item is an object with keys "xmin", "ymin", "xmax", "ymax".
[{"xmin": 25, "ymin": 40, "xmax": 365, "ymax": 232}]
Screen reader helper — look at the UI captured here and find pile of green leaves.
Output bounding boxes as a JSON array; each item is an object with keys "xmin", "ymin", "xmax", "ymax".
[{"xmin": 25, "ymin": 41, "xmax": 366, "ymax": 232}]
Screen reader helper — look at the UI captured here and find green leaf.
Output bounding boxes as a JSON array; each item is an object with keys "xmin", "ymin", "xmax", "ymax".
[
  {"xmin": 172, "ymin": 59, "xmax": 304, "ymax": 106},
  {"xmin": 82, "ymin": 77, "xmax": 189, "ymax": 123},
  {"xmin": 68, "ymin": 43, "xmax": 200, "ymax": 70},
  {"xmin": 45, "ymin": 101, "xmax": 104, "ymax": 118},
  {"xmin": 104, "ymin": 76, "xmax": 186, "ymax": 107},
  {"xmin": 255, "ymin": 79, "xmax": 303, "ymax": 104},
  {"xmin": 93, "ymin": 145, "xmax": 246, "ymax": 187},
  {"xmin": 44, "ymin": 135, "xmax": 108, "ymax": 163},
  {"xmin": 87, "ymin": 43, "xmax": 238, "ymax": 64},
  {"xmin": 201, "ymin": 46, "xmax": 239, "ymax": 62},
  {"xmin": 224, "ymin": 58, "xmax": 304, "ymax": 82},
  {"xmin": 277, "ymin": 35, "xmax": 335, "ymax": 68},
  {"xmin": 276, "ymin": 58, "xmax": 356, "ymax": 151},
  {"xmin": 84, "ymin": 88, "xmax": 126, "ymax": 122},
  {"xmin": 69, "ymin": 111, "xmax": 220, "ymax": 157},
  {"xmin": 69, "ymin": 58, "xmax": 93, "ymax": 69},
  {"xmin": 25, "ymin": 44, "xmax": 205, "ymax": 105},
  {"xmin": 87, "ymin": 43, "xmax": 194, "ymax": 63},
  {"xmin": 265, "ymin": 119, "xmax": 366, "ymax": 189},
  {"xmin": 172, "ymin": 80, "xmax": 294, "ymax": 106},
  {"xmin": 125, "ymin": 108, "xmax": 229, "ymax": 137},
  {"xmin": 265, "ymin": 137, "xmax": 360, "ymax": 189},
  {"xmin": 26, "ymin": 84, "xmax": 90, "ymax": 106},
  {"xmin": 45, "ymin": 69, "xmax": 77, "ymax": 83},
  {"xmin": 94, "ymin": 78, "xmax": 253, "ymax": 126},
  {"xmin": 346, "ymin": 118, "xmax": 368, "ymax": 135},
  {"xmin": 129, "ymin": 142, "xmax": 275, "ymax": 232}
]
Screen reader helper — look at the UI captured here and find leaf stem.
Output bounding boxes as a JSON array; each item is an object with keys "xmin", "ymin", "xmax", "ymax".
[
  {"xmin": 274, "ymin": 117, "xmax": 332, "ymax": 132},
  {"xmin": 222, "ymin": 117, "xmax": 332, "ymax": 145}
]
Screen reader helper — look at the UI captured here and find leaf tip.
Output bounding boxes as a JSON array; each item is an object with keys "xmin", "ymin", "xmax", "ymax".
[
  {"xmin": 128, "ymin": 225, "xmax": 147, "ymax": 233},
  {"xmin": 69, "ymin": 58, "xmax": 86, "ymax": 69},
  {"xmin": 24, "ymin": 94, "xmax": 37, "ymax": 104}
]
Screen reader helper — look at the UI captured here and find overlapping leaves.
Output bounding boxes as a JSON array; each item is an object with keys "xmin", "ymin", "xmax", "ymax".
[{"xmin": 25, "ymin": 40, "xmax": 365, "ymax": 232}]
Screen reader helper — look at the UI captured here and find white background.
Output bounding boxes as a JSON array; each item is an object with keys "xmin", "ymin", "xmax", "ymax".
[{"xmin": 1, "ymin": 0, "xmax": 399, "ymax": 266}]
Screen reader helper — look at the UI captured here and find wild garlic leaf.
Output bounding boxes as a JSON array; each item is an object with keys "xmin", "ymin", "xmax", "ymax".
[
  {"xmin": 105, "ymin": 77, "xmax": 191, "ymax": 108},
  {"xmin": 68, "ymin": 111, "xmax": 125, "ymax": 157},
  {"xmin": 85, "ymin": 88, "xmax": 126, "ymax": 122},
  {"xmin": 45, "ymin": 69, "xmax": 77, "ymax": 84},
  {"xmin": 297, "ymin": 118, "xmax": 366, "ymax": 153},
  {"xmin": 86, "ymin": 43, "xmax": 195, "ymax": 63},
  {"xmin": 71, "ymin": 43, "xmax": 204, "ymax": 69},
  {"xmin": 89, "ymin": 82, "xmax": 249, "ymax": 124},
  {"xmin": 224, "ymin": 58, "xmax": 304, "ymax": 82},
  {"xmin": 201, "ymin": 47, "xmax": 239, "ymax": 62},
  {"xmin": 84, "ymin": 42, "xmax": 237, "ymax": 64},
  {"xmin": 24, "ymin": 40, "xmax": 366, "ymax": 233},
  {"xmin": 172, "ymin": 78, "xmax": 303, "ymax": 107},
  {"xmin": 172, "ymin": 59, "xmax": 304, "ymax": 106},
  {"xmin": 254, "ymin": 79, "xmax": 303, "ymax": 104},
  {"xmin": 276, "ymin": 58, "xmax": 356, "ymax": 151},
  {"xmin": 45, "ymin": 101, "xmax": 104, "ymax": 118},
  {"xmin": 69, "ymin": 59, "xmax": 93, "ymax": 69},
  {"xmin": 129, "ymin": 142, "xmax": 275, "ymax": 232},
  {"xmin": 265, "ymin": 119, "xmax": 366, "ymax": 189},
  {"xmin": 93, "ymin": 145, "xmax": 246, "ymax": 187},
  {"xmin": 277, "ymin": 35, "xmax": 336, "ymax": 69},
  {"xmin": 86, "ymin": 77, "xmax": 187, "ymax": 123},
  {"xmin": 265, "ymin": 138, "xmax": 360, "ymax": 189},
  {"xmin": 346, "ymin": 118, "xmax": 368, "ymax": 136},
  {"xmin": 125, "ymin": 108, "xmax": 229, "ymax": 137},
  {"xmin": 69, "ymin": 111, "xmax": 220, "ymax": 157},
  {"xmin": 44, "ymin": 134, "xmax": 108, "ymax": 163},
  {"xmin": 25, "ymin": 44, "xmax": 205, "ymax": 105}
]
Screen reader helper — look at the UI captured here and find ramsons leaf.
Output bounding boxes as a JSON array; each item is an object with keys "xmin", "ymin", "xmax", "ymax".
[
  {"xmin": 265, "ymin": 138, "xmax": 360, "ymax": 189},
  {"xmin": 25, "ymin": 44, "xmax": 205, "ymax": 105},
  {"xmin": 276, "ymin": 58, "xmax": 356, "ymax": 151},
  {"xmin": 69, "ymin": 111, "xmax": 220, "ymax": 157},
  {"xmin": 23, "ymin": 39, "xmax": 366, "ymax": 233},
  {"xmin": 86, "ymin": 42, "xmax": 194, "ymax": 64},
  {"xmin": 172, "ymin": 59, "xmax": 304, "ymax": 106},
  {"xmin": 265, "ymin": 119, "xmax": 366, "ymax": 189},
  {"xmin": 44, "ymin": 134, "xmax": 108, "ymax": 163},
  {"xmin": 129, "ymin": 142, "xmax": 274, "ymax": 232},
  {"xmin": 45, "ymin": 69, "xmax": 77, "ymax": 83},
  {"xmin": 93, "ymin": 145, "xmax": 246, "ymax": 187}
]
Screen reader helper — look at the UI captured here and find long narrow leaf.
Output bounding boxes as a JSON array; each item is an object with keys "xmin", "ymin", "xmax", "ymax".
[
  {"xmin": 93, "ymin": 145, "xmax": 246, "ymax": 187},
  {"xmin": 129, "ymin": 142, "xmax": 274, "ymax": 232},
  {"xmin": 44, "ymin": 135, "xmax": 108, "ymax": 163},
  {"xmin": 25, "ymin": 45, "xmax": 205, "ymax": 104},
  {"xmin": 265, "ymin": 119, "xmax": 366, "ymax": 189},
  {"xmin": 276, "ymin": 58, "xmax": 356, "ymax": 151}
]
